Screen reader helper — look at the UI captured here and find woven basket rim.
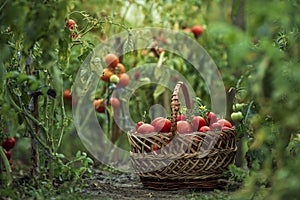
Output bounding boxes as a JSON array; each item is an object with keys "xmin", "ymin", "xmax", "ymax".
[{"xmin": 127, "ymin": 127, "xmax": 236, "ymax": 136}]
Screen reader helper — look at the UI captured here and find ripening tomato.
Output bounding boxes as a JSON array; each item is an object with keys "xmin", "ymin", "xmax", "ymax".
[
  {"xmin": 117, "ymin": 73, "xmax": 130, "ymax": 88},
  {"xmin": 109, "ymin": 97, "xmax": 121, "ymax": 109},
  {"xmin": 101, "ymin": 68, "xmax": 114, "ymax": 82},
  {"xmin": 66, "ymin": 19, "xmax": 76, "ymax": 31},
  {"xmin": 105, "ymin": 53, "xmax": 119, "ymax": 68},
  {"xmin": 63, "ymin": 90, "xmax": 72, "ymax": 100},
  {"xmin": 115, "ymin": 63, "xmax": 126, "ymax": 74},
  {"xmin": 134, "ymin": 71, "xmax": 140, "ymax": 80},
  {"xmin": 94, "ymin": 99, "xmax": 105, "ymax": 113}
]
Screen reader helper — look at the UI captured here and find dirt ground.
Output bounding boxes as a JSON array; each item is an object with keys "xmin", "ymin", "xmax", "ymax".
[{"xmin": 82, "ymin": 166, "xmax": 233, "ymax": 200}]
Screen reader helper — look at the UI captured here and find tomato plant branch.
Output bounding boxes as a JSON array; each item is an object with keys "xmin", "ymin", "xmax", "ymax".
[
  {"xmin": 57, "ymin": 90, "xmax": 67, "ymax": 152},
  {"xmin": 0, "ymin": 0, "xmax": 8, "ymax": 12},
  {"xmin": 0, "ymin": 147, "xmax": 12, "ymax": 187},
  {"xmin": 6, "ymin": 93, "xmax": 48, "ymax": 135},
  {"xmin": 23, "ymin": 117, "xmax": 53, "ymax": 156}
]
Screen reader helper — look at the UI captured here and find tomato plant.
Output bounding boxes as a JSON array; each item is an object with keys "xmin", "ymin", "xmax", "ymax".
[{"xmin": 0, "ymin": 0, "xmax": 299, "ymax": 199}]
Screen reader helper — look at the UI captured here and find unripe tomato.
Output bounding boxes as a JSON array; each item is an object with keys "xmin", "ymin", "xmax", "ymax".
[
  {"xmin": 109, "ymin": 74, "xmax": 120, "ymax": 84},
  {"xmin": 231, "ymin": 112, "xmax": 243, "ymax": 122},
  {"xmin": 232, "ymin": 103, "xmax": 246, "ymax": 112}
]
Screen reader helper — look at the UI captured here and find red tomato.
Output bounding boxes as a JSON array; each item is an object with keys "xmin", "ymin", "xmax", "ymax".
[
  {"xmin": 191, "ymin": 116, "xmax": 206, "ymax": 131},
  {"xmin": 137, "ymin": 124, "xmax": 156, "ymax": 134},
  {"xmin": 210, "ymin": 122, "xmax": 222, "ymax": 130},
  {"xmin": 63, "ymin": 90, "xmax": 72, "ymax": 100},
  {"xmin": 177, "ymin": 121, "xmax": 193, "ymax": 134},
  {"xmin": 206, "ymin": 112, "xmax": 218, "ymax": 124},
  {"xmin": 191, "ymin": 25, "xmax": 204, "ymax": 38},
  {"xmin": 199, "ymin": 126, "xmax": 210, "ymax": 132},
  {"xmin": 66, "ymin": 19, "xmax": 76, "ymax": 31},
  {"xmin": 5, "ymin": 150, "xmax": 12, "ymax": 160},
  {"xmin": 135, "ymin": 121, "xmax": 144, "ymax": 130},
  {"xmin": 153, "ymin": 145, "xmax": 160, "ymax": 151},
  {"xmin": 151, "ymin": 117, "xmax": 171, "ymax": 132},
  {"xmin": 217, "ymin": 119, "xmax": 233, "ymax": 128},
  {"xmin": 1, "ymin": 137, "xmax": 16, "ymax": 151},
  {"xmin": 176, "ymin": 114, "xmax": 186, "ymax": 121}
]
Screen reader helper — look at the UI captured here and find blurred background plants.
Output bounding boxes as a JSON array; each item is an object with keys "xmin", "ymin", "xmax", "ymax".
[{"xmin": 1, "ymin": 0, "xmax": 300, "ymax": 199}]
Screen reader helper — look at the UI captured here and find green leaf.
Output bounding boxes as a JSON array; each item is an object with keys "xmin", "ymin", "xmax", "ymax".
[
  {"xmin": 76, "ymin": 150, "xmax": 81, "ymax": 158},
  {"xmin": 153, "ymin": 85, "xmax": 166, "ymax": 101},
  {"xmin": 5, "ymin": 71, "xmax": 19, "ymax": 79},
  {"xmin": 56, "ymin": 153, "xmax": 65, "ymax": 159}
]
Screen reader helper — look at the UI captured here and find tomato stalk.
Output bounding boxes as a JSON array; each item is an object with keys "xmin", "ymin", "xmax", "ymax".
[{"xmin": 0, "ymin": 147, "xmax": 12, "ymax": 187}]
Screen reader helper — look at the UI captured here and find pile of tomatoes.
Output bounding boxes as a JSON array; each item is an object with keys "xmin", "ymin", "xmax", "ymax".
[
  {"xmin": 94, "ymin": 53, "xmax": 130, "ymax": 113},
  {"xmin": 135, "ymin": 111, "xmax": 232, "ymax": 135}
]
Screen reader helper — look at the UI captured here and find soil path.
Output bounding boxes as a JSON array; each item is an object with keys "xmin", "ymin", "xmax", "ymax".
[{"xmin": 82, "ymin": 167, "xmax": 230, "ymax": 200}]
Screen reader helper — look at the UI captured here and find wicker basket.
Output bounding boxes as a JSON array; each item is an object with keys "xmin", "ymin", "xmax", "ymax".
[{"xmin": 127, "ymin": 81, "xmax": 237, "ymax": 190}]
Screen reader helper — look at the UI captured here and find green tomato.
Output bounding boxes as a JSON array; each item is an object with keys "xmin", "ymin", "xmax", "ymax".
[
  {"xmin": 231, "ymin": 111, "xmax": 244, "ymax": 122},
  {"xmin": 232, "ymin": 103, "xmax": 246, "ymax": 112},
  {"xmin": 109, "ymin": 74, "xmax": 120, "ymax": 83}
]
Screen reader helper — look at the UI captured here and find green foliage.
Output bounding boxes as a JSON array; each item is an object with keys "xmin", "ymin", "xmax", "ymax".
[{"xmin": 0, "ymin": 0, "xmax": 300, "ymax": 199}]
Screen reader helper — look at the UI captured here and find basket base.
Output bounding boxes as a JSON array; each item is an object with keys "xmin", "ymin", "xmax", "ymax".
[{"xmin": 140, "ymin": 177, "xmax": 227, "ymax": 191}]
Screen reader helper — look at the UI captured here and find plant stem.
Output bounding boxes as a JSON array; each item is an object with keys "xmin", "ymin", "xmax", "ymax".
[{"xmin": 0, "ymin": 147, "xmax": 12, "ymax": 187}]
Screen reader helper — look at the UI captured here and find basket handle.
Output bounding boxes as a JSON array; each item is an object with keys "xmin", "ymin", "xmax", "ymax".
[{"xmin": 170, "ymin": 81, "xmax": 192, "ymax": 136}]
